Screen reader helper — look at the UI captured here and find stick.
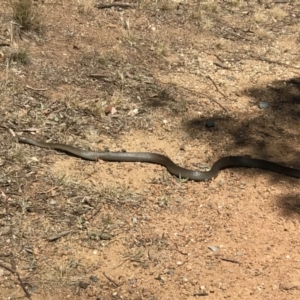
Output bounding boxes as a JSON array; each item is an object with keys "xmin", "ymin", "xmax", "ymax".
[
  {"xmin": 95, "ymin": 3, "xmax": 133, "ymax": 9},
  {"xmin": 103, "ymin": 272, "xmax": 121, "ymax": 287},
  {"xmin": 0, "ymin": 257, "xmax": 31, "ymax": 298}
]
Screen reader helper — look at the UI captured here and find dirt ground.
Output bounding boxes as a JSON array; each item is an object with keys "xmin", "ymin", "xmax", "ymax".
[{"xmin": 1, "ymin": 0, "xmax": 300, "ymax": 299}]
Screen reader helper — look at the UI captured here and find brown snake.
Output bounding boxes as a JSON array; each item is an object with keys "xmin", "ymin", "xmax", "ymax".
[{"xmin": 18, "ymin": 136, "xmax": 300, "ymax": 181}]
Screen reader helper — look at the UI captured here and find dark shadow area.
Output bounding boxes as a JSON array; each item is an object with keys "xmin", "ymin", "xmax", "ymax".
[
  {"xmin": 183, "ymin": 76, "xmax": 300, "ymax": 156},
  {"xmin": 138, "ymin": 84, "xmax": 177, "ymax": 108},
  {"xmin": 183, "ymin": 77, "xmax": 300, "ymax": 217},
  {"xmin": 277, "ymin": 194, "xmax": 300, "ymax": 219}
]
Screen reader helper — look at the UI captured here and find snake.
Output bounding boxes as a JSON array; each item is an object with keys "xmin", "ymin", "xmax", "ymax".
[{"xmin": 18, "ymin": 136, "xmax": 300, "ymax": 182}]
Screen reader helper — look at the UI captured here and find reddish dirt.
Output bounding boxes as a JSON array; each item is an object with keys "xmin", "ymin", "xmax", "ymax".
[{"xmin": 1, "ymin": 1, "xmax": 300, "ymax": 299}]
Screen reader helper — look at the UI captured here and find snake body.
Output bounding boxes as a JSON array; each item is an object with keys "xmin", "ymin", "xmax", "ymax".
[{"xmin": 18, "ymin": 136, "xmax": 300, "ymax": 181}]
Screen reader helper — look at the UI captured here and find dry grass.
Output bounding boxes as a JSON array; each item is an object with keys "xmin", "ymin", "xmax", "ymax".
[
  {"xmin": 227, "ymin": 0, "xmax": 245, "ymax": 7},
  {"xmin": 269, "ymin": 6, "xmax": 288, "ymax": 20},
  {"xmin": 199, "ymin": 1, "xmax": 219, "ymax": 12},
  {"xmin": 156, "ymin": 0, "xmax": 176, "ymax": 11},
  {"xmin": 253, "ymin": 9, "xmax": 269, "ymax": 23},
  {"xmin": 152, "ymin": 40, "xmax": 170, "ymax": 57},
  {"xmin": 6, "ymin": 47, "xmax": 30, "ymax": 65},
  {"xmin": 255, "ymin": 26, "xmax": 272, "ymax": 40},
  {"xmin": 76, "ymin": 0, "xmax": 95, "ymax": 15},
  {"xmin": 10, "ymin": 0, "xmax": 42, "ymax": 31},
  {"xmin": 189, "ymin": 3, "xmax": 215, "ymax": 30},
  {"xmin": 120, "ymin": 17, "xmax": 136, "ymax": 43}
]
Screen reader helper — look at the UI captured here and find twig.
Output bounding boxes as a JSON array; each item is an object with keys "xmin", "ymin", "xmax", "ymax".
[
  {"xmin": 172, "ymin": 244, "xmax": 189, "ymax": 256},
  {"xmin": 95, "ymin": 2, "xmax": 133, "ymax": 9},
  {"xmin": 85, "ymin": 205, "xmax": 102, "ymax": 221},
  {"xmin": 249, "ymin": 54, "xmax": 300, "ymax": 70},
  {"xmin": 176, "ymin": 86, "xmax": 228, "ymax": 113},
  {"xmin": 205, "ymin": 75, "xmax": 229, "ymax": 112},
  {"xmin": 25, "ymin": 85, "xmax": 48, "ymax": 91},
  {"xmin": 225, "ymin": 29, "xmax": 252, "ymax": 42},
  {"xmin": 16, "ymin": 272, "xmax": 31, "ymax": 298},
  {"xmin": 206, "ymin": 75, "xmax": 227, "ymax": 98},
  {"xmin": 21, "ymin": 128, "xmax": 40, "ymax": 133},
  {"xmin": 88, "ymin": 74, "xmax": 114, "ymax": 83},
  {"xmin": 213, "ymin": 61, "xmax": 230, "ymax": 69},
  {"xmin": 103, "ymin": 272, "xmax": 121, "ymax": 287},
  {"xmin": 0, "ymin": 255, "xmax": 31, "ymax": 298},
  {"xmin": 279, "ymin": 283, "xmax": 300, "ymax": 291},
  {"xmin": 47, "ymin": 230, "xmax": 72, "ymax": 242},
  {"xmin": 220, "ymin": 257, "xmax": 240, "ymax": 264},
  {"xmin": 0, "ymin": 261, "xmax": 14, "ymax": 273},
  {"xmin": 193, "ymin": 291, "xmax": 209, "ymax": 296}
]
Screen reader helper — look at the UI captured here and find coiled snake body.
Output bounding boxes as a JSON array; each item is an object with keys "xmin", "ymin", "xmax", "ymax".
[{"xmin": 19, "ymin": 136, "xmax": 300, "ymax": 181}]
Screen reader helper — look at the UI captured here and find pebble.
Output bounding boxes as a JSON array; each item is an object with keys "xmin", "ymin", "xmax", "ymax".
[
  {"xmin": 89, "ymin": 275, "xmax": 98, "ymax": 282},
  {"xmin": 208, "ymin": 246, "xmax": 219, "ymax": 252},
  {"xmin": 78, "ymin": 281, "xmax": 89, "ymax": 289},
  {"xmin": 186, "ymin": 265, "xmax": 192, "ymax": 271},
  {"xmin": 258, "ymin": 101, "xmax": 269, "ymax": 109}
]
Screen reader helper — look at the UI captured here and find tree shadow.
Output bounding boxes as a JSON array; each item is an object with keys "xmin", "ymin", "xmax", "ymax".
[
  {"xmin": 183, "ymin": 77, "xmax": 300, "ymax": 217},
  {"xmin": 277, "ymin": 194, "xmax": 300, "ymax": 220}
]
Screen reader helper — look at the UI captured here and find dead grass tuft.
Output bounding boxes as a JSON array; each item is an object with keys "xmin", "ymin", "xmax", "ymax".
[
  {"xmin": 156, "ymin": 0, "xmax": 176, "ymax": 11},
  {"xmin": 227, "ymin": 0, "xmax": 245, "ymax": 7},
  {"xmin": 189, "ymin": 3, "xmax": 214, "ymax": 30},
  {"xmin": 255, "ymin": 26, "xmax": 272, "ymax": 40},
  {"xmin": 6, "ymin": 47, "xmax": 30, "ymax": 65},
  {"xmin": 76, "ymin": 0, "xmax": 95, "ymax": 15},
  {"xmin": 10, "ymin": 0, "xmax": 42, "ymax": 31},
  {"xmin": 199, "ymin": 1, "xmax": 219, "ymax": 13},
  {"xmin": 152, "ymin": 40, "xmax": 170, "ymax": 57},
  {"xmin": 253, "ymin": 9, "xmax": 268, "ymax": 23},
  {"xmin": 269, "ymin": 6, "xmax": 288, "ymax": 20}
]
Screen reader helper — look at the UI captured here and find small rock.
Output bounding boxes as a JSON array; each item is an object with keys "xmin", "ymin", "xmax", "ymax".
[
  {"xmin": 78, "ymin": 281, "xmax": 89, "ymax": 289},
  {"xmin": 208, "ymin": 246, "xmax": 219, "ymax": 252},
  {"xmin": 258, "ymin": 101, "xmax": 269, "ymax": 109},
  {"xmin": 89, "ymin": 275, "xmax": 98, "ymax": 282},
  {"xmin": 104, "ymin": 105, "xmax": 113, "ymax": 115},
  {"xmin": 186, "ymin": 265, "xmax": 192, "ymax": 271},
  {"xmin": 105, "ymin": 105, "xmax": 117, "ymax": 115}
]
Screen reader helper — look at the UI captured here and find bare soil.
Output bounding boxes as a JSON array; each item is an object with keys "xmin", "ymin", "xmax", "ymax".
[{"xmin": 1, "ymin": 0, "xmax": 300, "ymax": 299}]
